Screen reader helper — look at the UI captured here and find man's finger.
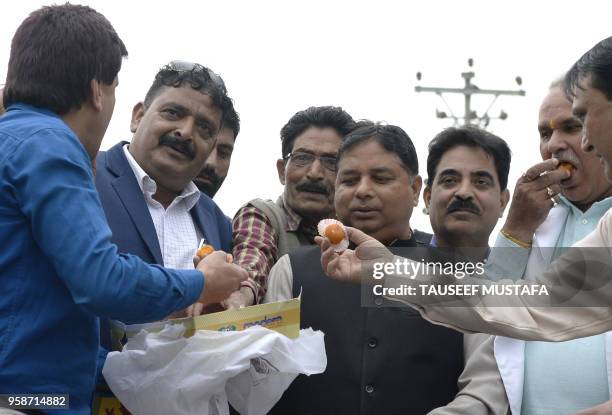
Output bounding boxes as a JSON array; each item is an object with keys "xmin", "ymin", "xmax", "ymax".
[
  {"xmin": 222, "ymin": 299, "xmax": 238, "ymax": 310},
  {"xmin": 186, "ymin": 302, "xmax": 204, "ymax": 317},
  {"xmin": 319, "ymin": 236, "xmax": 337, "ymax": 275},
  {"xmin": 521, "ymin": 158, "xmax": 559, "ymax": 182},
  {"xmin": 321, "ymin": 245, "xmax": 338, "ymax": 271},
  {"xmin": 208, "ymin": 250, "xmax": 229, "ymax": 261},
  {"xmin": 321, "ymin": 245, "xmax": 337, "ymax": 266},
  {"xmin": 196, "ymin": 251, "xmax": 230, "ymax": 270},
  {"xmin": 533, "ymin": 168, "xmax": 570, "ymax": 188},
  {"xmin": 319, "ymin": 236, "xmax": 332, "ymax": 252},
  {"xmin": 345, "ymin": 226, "xmax": 376, "ymax": 245},
  {"xmin": 549, "ymin": 183, "xmax": 562, "ymax": 194},
  {"xmin": 230, "ymin": 265, "xmax": 249, "ymax": 285},
  {"xmin": 325, "ymin": 254, "xmax": 342, "ymax": 280}
]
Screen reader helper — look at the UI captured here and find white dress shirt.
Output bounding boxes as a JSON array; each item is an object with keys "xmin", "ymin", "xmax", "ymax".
[{"xmin": 123, "ymin": 144, "xmax": 201, "ymax": 270}]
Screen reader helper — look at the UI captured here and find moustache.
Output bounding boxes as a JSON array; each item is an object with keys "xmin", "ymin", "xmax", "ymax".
[
  {"xmin": 296, "ymin": 181, "xmax": 329, "ymax": 195},
  {"xmin": 447, "ymin": 198, "xmax": 481, "ymax": 215},
  {"xmin": 552, "ymin": 150, "xmax": 580, "ymax": 168},
  {"xmin": 197, "ymin": 166, "xmax": 223, "ymax": 187},
  {"xmin": 159, "ymin": 135, "xmax": 195, "ymax": 160}
]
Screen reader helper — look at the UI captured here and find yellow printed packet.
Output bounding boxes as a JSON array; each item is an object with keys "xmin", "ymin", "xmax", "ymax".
[{"xmin": 110, "ymin": 297, "xmax": 300, "ymax": 351}]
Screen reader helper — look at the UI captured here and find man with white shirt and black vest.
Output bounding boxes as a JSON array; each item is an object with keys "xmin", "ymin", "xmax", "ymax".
[{"xmin": 265, "ymin": 123, "xmax": 464, "ymax": 414}]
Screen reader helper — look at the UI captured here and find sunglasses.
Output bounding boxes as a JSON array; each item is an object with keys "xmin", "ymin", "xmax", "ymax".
[{"xmin": 165, "ymin": 60, "xmax": 227, "ymax": 91}]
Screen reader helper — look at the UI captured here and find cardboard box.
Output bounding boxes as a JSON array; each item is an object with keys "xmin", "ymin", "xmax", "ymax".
[
  {"xmin": 110, "ymin": 297, "xmax": 301, "ymax": 351},
  {"xmin": 96, "ymin": 298, "xmax": 301, "ymax": 414}
]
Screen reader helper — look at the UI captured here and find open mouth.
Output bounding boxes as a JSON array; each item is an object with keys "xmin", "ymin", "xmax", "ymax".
[
  {"xmin": 555, "ymin": 159, "xmax": 577, "ymax": 181},
  {"xmin": 561, "ymin": 165, "xmax": 577, "ymax": 184}
]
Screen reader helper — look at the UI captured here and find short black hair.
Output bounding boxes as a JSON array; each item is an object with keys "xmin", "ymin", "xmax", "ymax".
[
  {"xmin": 565, "ymin": 36, "xmax": 612, "ymax": 100},
  {"xmin": 426, "ymin": 126, "xmax": 511, "ymax": 190},
  {"xmin": 338, "ymin": 122, "xmax": 419, "ymax": 176},
  {"xmin": 143, "ymin": 62, "xmax": 234, "ymax": 132},
  {"xmin": 3, "ymin": 4, "xmax": 127, "ymax": 115},
  {"xmin": 280, "ymin": 106, "xmax": 356, "ymax": 158}
]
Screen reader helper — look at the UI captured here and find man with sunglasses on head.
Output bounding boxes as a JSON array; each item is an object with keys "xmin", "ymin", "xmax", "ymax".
[
  {"xmin": 93, "ymin": 61, "xmax": 245, "ymax": 409},
  {"xmin": 95, "ymin": 61, "xmax": 241, "ymax": 323},
  {"xmin": 225, "ymin": 106, "xmax": 356, "ymax": 309}
]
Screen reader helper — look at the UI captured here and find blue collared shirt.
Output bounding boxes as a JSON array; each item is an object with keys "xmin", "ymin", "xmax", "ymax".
[
  {"xmin": 0, "ymin": 104, "xmax": 204, "ymax": 414},
  {"xmin": 486, "ymin": 195, "xmax": 612, "ymax": 279}
]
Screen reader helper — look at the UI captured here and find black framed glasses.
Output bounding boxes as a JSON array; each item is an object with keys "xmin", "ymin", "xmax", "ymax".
[{"xmin": 284, "ymin": 151, "xmax": 337, "ymax": 172}]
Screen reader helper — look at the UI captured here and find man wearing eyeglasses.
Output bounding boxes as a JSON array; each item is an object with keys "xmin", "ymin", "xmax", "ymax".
[{"xmin": 226, "ymin": 106, "xmax": 356, "ymax": 309}]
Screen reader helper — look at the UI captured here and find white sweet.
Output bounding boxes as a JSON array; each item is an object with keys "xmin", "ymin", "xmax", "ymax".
[{"xmin": 317, "ymin": 218, "xmax": 349, "ymax": 253}]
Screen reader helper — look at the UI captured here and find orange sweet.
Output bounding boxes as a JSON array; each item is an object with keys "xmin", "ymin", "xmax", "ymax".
[
  {"xmin": 559, "ymin": 161, "xmax": 573, "ymax": 173},
  {"xmin": 324, "ymin": 223, "xmax": 345, "ymax": 245},
  {"xmin": 197, "ymin": 244, "xmax": 214, "ymax": 257}
]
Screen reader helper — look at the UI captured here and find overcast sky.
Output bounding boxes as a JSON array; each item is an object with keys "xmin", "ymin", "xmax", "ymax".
[{"xmin": 0, "ymin": 0, "xmax": 610, "ymax": 237}]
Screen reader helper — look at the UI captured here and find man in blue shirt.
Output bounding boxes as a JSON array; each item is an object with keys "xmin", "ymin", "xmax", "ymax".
[{"xmin": 0, "ymin": 5, "xmax": 247, "ymax": 414}]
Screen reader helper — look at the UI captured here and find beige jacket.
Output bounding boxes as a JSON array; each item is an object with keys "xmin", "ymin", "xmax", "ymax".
[{"xmin": 382, "ymin": 210, "xmax": 612, "ymax": 342}]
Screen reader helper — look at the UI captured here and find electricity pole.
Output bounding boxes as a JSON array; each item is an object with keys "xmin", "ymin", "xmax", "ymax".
[{"xmin": 414, "ymin": 58, "xmax": 525, "ymax": 127}]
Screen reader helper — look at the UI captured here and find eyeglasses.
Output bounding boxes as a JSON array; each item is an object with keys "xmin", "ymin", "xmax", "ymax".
[
  {"xmin": 165, "ymin": 60, "xmax": 227, "ymax": 92},
  {"xmin": 284, "ymin": 151, "xmax": 337, "ymax": 172}
]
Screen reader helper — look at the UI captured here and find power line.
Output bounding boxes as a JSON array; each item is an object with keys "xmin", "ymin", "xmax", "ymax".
[{"xmin": 415, "ymin": 58, "xmax": 525, "ymax": 128}]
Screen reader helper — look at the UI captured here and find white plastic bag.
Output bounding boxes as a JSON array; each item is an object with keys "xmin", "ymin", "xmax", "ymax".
[{"xmin": 102, "ymin": 325, "xmax": 326, "ymax": 415}]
